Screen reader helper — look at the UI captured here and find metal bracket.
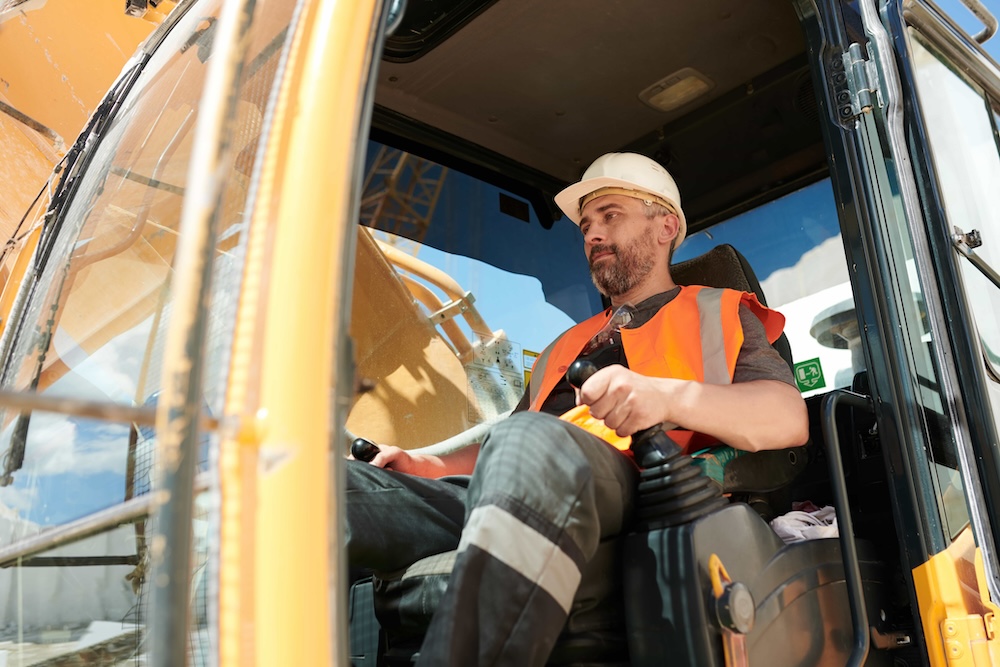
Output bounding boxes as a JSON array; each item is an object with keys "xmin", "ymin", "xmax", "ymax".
[
  {"xmin": 842, "ymin": 42, "xmax": 883, "ymax": 118},
  {"xmin": 870, "ymin": 626, "xmax": 912, "ymax": 649},
  {"xmin": 125, "ymin": 0, "xmax": 147, "ymax": 17},
  {"xmin": 954, "ymin": 226, "xmax": 983, "ymax": 249},
  {"xmin": 429, "ymin": 291, "xmax": 476, "ymax": 325},
  {"xmin": 941, "ymin": 615, "xmax": 996, "ymax": 663},
  {"xmin": 124, "ymin": 0, "xmax": 164, "ymax": 20},
  {"xmin": 952, "ymin": 227, "xmax": 1000, "ymax": 291}
]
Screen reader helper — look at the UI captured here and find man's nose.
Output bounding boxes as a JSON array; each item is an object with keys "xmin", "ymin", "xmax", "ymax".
[{"xmin": 584, "ymin": 224, "xmax": 605, "ymax": 245}]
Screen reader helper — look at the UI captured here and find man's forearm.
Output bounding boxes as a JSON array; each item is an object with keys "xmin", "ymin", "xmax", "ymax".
[
  {"xmin": 426, "ymin": 443, "xmax": 480, "ymax": 476},
  {"xmin": 579, "ymin": 366, "xmax": 808, "ymax": 452},
  {"xmin": 666, "ymin": 378, "xmax": 808, "ymax": 452},
  {"xmin": 371, "ymin": 442, "xmax": 480, "ymax": 478}
]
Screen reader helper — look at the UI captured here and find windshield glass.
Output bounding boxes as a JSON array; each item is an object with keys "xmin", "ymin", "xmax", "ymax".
[
  {"xmin": 0, "ymin": 0, "xmax": 295, "ymax": 662},
  {"xmin": 349, "ymin": 142, "xmax": 601, "ymax": 448},
  {"xmin": 350, "ymin": 155, "xmax": 856, "ymax": 454}
]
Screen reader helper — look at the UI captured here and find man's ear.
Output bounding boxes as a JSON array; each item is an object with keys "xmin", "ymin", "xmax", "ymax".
[{"xmin": 657, "ymin": 213, "xmax": 680, "ymax": 248}]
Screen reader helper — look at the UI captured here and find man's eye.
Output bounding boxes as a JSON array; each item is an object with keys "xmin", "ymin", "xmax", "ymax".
[{"xmin": 581, "ymin": 225, "xmax": 590, "ymax": 235}]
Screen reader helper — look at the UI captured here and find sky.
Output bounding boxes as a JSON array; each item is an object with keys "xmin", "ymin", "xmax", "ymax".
[{"xmin": 938, "ymin": 0, "xmax": 1000, "ymax": 60}]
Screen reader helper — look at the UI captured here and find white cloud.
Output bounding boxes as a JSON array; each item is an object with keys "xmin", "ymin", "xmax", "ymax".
[
  {"xmin": 761, "ymin": 235, "xmax": 850, "ymax": 308},
  {"xmin": 52, "ymin": 318, "xmax": 154, "ymax": 403},
  {"xmin": 0, "ymin": 484, "xmax": 38, "ymax": 517},
  {"xmin": 0, "ymin": 485, "xmax": 42, "ymax": 544},
  {"xmin": 20, "ymin": 414, "xmax": 129, "ymax": 477}
]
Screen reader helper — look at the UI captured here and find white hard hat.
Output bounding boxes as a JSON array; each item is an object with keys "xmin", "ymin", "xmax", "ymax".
[{"xmin": 555, "ymin": 152, "xmax": 686, "ymax": 249}]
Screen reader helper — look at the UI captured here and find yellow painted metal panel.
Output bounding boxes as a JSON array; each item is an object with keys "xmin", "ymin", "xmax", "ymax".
[
  {"xmin": 220, "ymin": 0, "xmax": 381, "ymax": 665},
  {"xmin": 0, "ymin": 0, "xmax": 160, "ymax": 141},
  {"xmin": 0, "ymin": 222, "xmax": 40, "ymax": 337},
  {"xmin": 0, "ymin": 0, "xmax": 177, "ymax": 305},
  {"xmin": 912, "ymin": 526, "xmax": 1000, "ymax": 666},
  {"xmin": 0, "ymin": 112, "xmax": 56, "ymax": 241}
]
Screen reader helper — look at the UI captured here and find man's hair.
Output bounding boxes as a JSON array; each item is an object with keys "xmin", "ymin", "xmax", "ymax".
[
  {"xmin": 642, "ymin": 202, "xmax": 673, "ymax": 220},
  {"xmin": 641, "ymin": 202, "xmax": 678, "ymax": 264}
]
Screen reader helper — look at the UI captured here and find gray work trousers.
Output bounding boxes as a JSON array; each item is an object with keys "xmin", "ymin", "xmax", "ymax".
[{"xmin": 345, "ymin": 411, "xmax": 639, "ymax": 666}]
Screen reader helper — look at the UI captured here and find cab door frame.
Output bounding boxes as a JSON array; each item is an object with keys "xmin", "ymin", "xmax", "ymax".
[
  {"xmin": 887, "ymin": 0, "xmax": 1000, "ymax": 575},
  {"xmin": 798, "ymin": 0, "xmax": 1000, "ymax": 657}
]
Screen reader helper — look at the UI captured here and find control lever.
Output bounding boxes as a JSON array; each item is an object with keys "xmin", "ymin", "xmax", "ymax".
[
  {"xmin": 351, "ymin": 437, "xmax": 381, "ymax": 463},
  {"xmin": 566, "ymin": 359, "xmax": 681, "ymax": 467},
  {"xmin": 566, "ymin": 358, "xmax": 726, "ymax": 527}
]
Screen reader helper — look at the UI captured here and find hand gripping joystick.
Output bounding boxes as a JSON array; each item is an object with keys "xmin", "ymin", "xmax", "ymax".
[
  {"xmin": 351, "ymin": 437, "xmax": 381, "ymax": 463},
  {"xmin": 565, "ymin": 359, "xmax": 726, "ymax": 529},
  {"xmin": 566, "ymin": 360, "xmax": 678, "ymax": 467}
]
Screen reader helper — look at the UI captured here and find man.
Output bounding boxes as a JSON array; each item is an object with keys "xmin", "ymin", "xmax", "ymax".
[{"xmin": 346, "ymin": 152, "xmax": 809, "ymax": 665}]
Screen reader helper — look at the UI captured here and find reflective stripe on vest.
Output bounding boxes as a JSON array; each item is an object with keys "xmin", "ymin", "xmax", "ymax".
[{"xmin": 526, "ymin": 286, "xmax": 784, "ymax": 454}]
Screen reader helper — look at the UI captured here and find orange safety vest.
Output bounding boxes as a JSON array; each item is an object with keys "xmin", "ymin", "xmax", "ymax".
[{"xmin": 527, "ymin": 285, "xmax": 785, "ymax": 454}]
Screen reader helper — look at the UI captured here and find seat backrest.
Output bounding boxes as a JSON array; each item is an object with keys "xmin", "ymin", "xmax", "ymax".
[
  {"xmin": 671, "ymin": 244, "xmax": 806, "ymax": 512},
  {"xmin": 671, "ymin": 243, "xmax": 793, "ymax": 371}
]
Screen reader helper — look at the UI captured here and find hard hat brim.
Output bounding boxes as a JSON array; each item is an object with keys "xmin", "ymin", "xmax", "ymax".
[{"xmin": 555, "ymin": 176, "xmax": 687, "ymax": 248}]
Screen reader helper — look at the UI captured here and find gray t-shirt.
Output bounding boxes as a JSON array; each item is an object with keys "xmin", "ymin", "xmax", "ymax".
[{"xmin": 516, "ymin": 287, "xmax": 796, "ymax": 415}]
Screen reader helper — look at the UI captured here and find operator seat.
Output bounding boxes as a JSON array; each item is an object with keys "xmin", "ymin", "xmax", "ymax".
[
  {"xmin": 672, "ymin": 244, "xmax": 807, "ymax": 511},
  {"xmin": 671, "ymin": 243, "xmax": 793, "ymax": 370}
]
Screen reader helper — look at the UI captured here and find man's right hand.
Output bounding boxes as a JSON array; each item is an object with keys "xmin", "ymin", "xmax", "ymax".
[
  {"xmin": 356, "ymin": 442, "xmax": 481, "ymax": 478},
  {"xmin": 367, "ymin": 445, "xmax": 445, "ymax": 477}
]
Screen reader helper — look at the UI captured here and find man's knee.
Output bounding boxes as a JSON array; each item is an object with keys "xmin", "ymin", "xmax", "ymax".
[
  {"xmin": 478, "ymin": 412, "xmax": 638, "ymax": 535},
  {"xmin": 483, "ymin": 411, "xmax": 592, "ymax": 464},
  {"xmin": 475, "ymin": 412, "xmax": 602, "ymax": 507}
]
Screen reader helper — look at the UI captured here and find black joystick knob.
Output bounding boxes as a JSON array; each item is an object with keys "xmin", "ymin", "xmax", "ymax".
[
  {"xmin": 567, "ymin": 359, "xmax": 661, "ymax": 445},
  {"xmin": 351, "ymin": 437, "xmax": 381, "ymax": 462},
  {"xmin": 567, "ymin": 359, "xmax": 598, "ymax": 388}
]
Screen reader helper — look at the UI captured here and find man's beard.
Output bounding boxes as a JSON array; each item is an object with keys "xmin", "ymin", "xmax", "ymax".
[{"xmin": 588, "ymin": 228, "xmax": 657, "ymax": 297}]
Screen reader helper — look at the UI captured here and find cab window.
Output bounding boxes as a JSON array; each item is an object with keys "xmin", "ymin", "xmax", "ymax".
[
  {"xmin": 908, "ymin": 30, "xmax": 1000, "ymax": 389},
  {"xmin": 907, "ymin": 28, "xmax": 1000, "ymax": 537},
  {"xmin": 0, "ymin": 0, "xmax": 295, "ymax": 662},
  {"xmin": 349, "ymin": 142, "xmax": 601, "ymax": 449},
  {"xmin": 675, "ymin": 178, "xmax": 856, "ymax": 398}
]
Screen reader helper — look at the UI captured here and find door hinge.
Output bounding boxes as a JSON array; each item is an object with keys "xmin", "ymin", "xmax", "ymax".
[
  {"xmin": 840, "ymin": 42, "xmax": 882, "ymax": 119},
  {"xmin": 941, "ymin": 614, "xmax": 1000, "ymax": 664}
]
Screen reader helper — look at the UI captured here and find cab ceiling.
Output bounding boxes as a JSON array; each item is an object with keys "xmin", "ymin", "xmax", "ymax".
[{"xmin": 374, "ymin": 0, "xmax": 808, "ymax": 185}]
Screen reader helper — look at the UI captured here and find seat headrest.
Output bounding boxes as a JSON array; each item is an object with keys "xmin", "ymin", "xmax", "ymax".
[
  {"xmin": 672, "ymin": 244, "xmax": 792, "ymax": 371},
  {"xmin": 671, "ymin": 244, "xmax": 768, "ymax": 306}
]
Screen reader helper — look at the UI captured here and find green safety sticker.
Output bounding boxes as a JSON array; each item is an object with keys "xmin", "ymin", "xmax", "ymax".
[{"xmin": 793, "ymin": 357, "xmax": 826, "ymax": 392}]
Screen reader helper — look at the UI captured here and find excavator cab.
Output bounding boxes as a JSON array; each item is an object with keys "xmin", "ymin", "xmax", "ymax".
[
  {"xmin": 343, "ymin": 146, "xmax": 893, "ymax": 666},
  {"xmin": 1, "ymin": 0, "xmax": 999, "ymax": 665}
]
